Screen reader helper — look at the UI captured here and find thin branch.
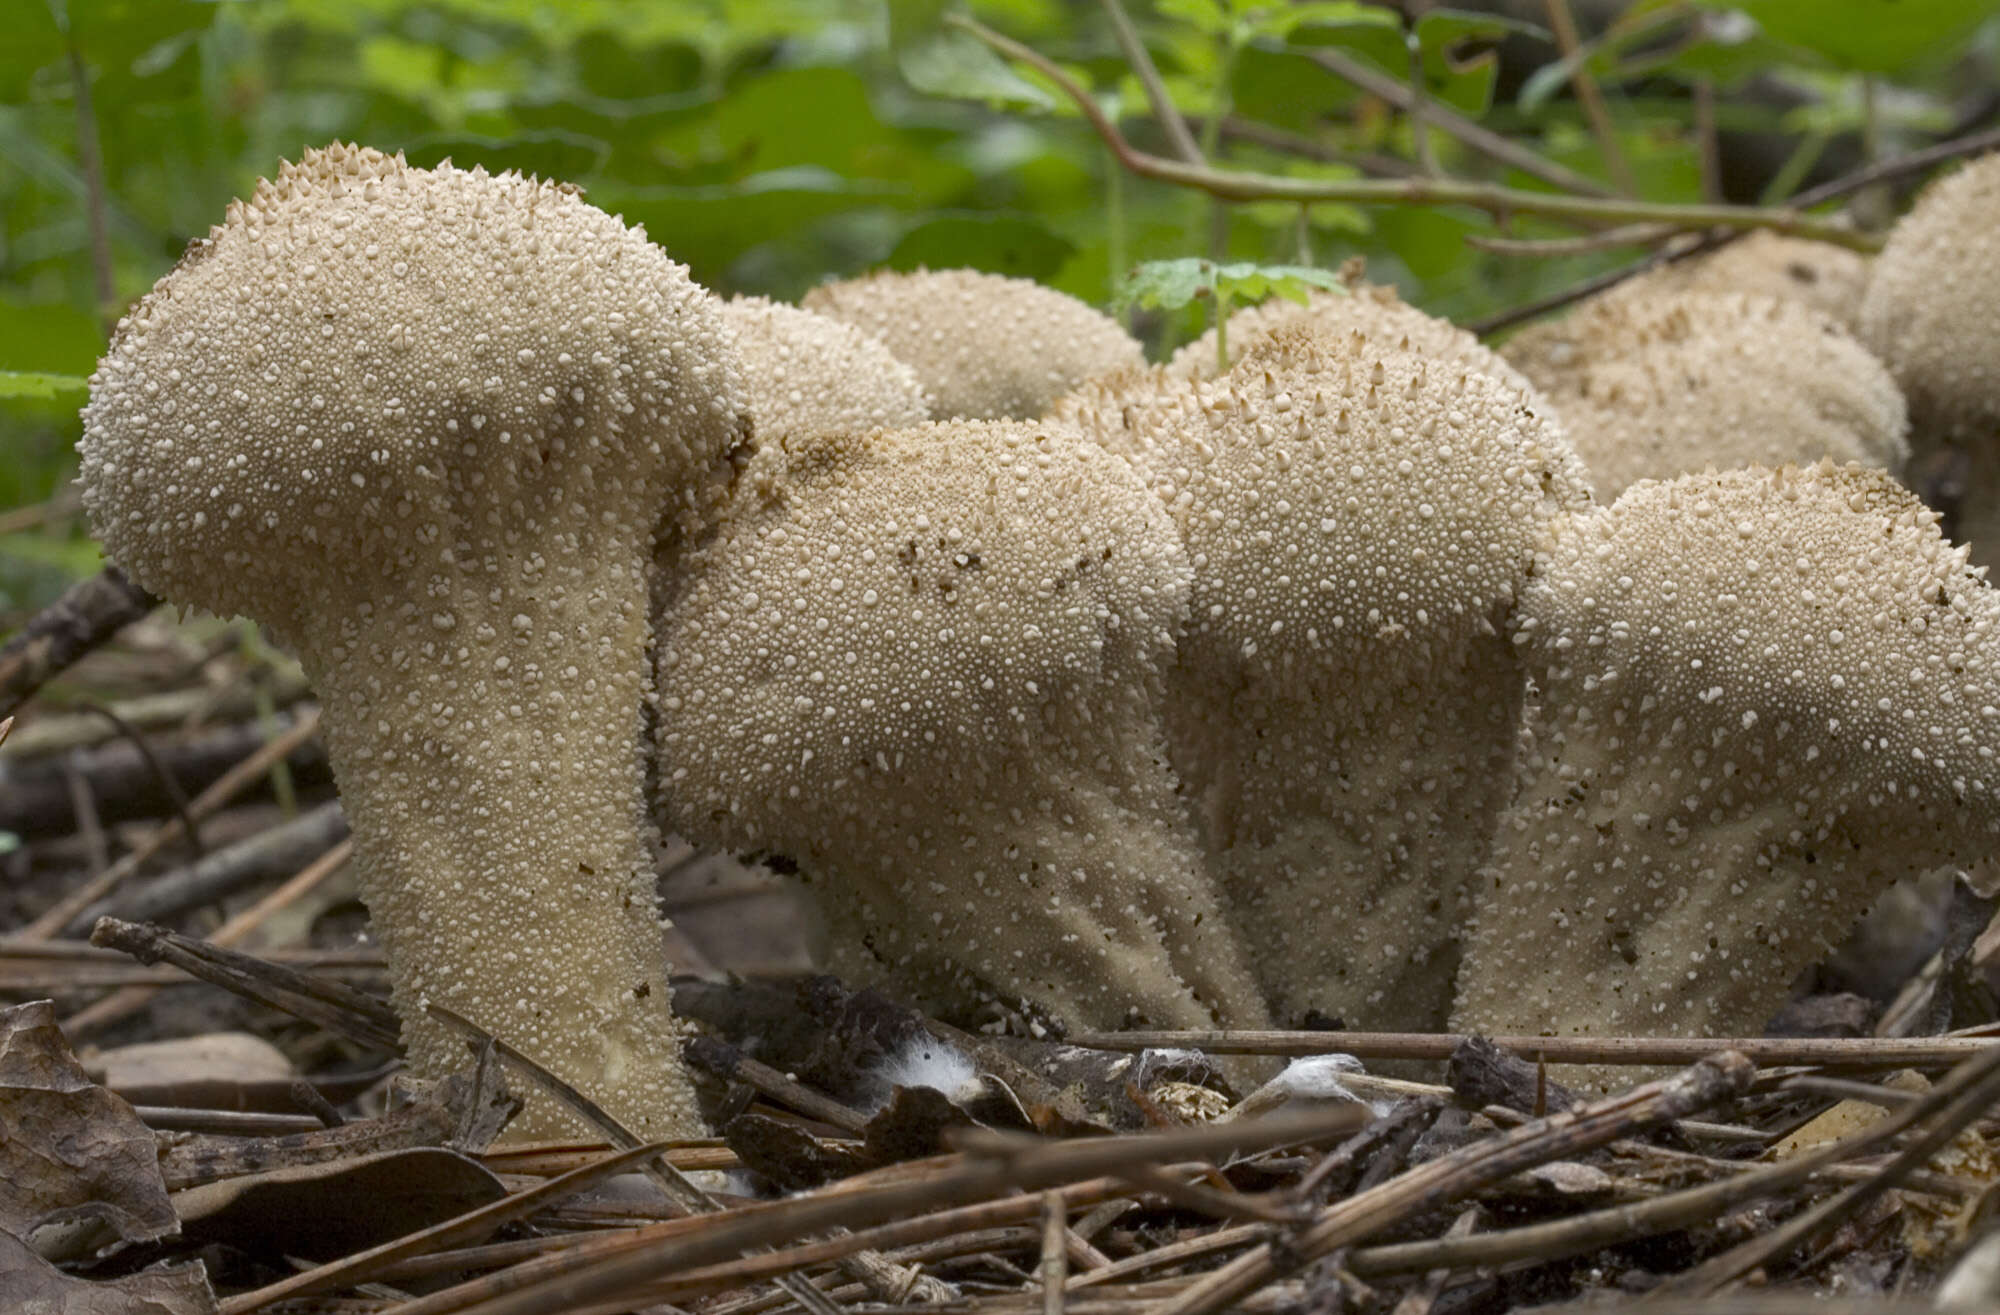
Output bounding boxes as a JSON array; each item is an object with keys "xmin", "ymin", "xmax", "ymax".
[
  {"xmin": 1694, "ymin": 77, "xmax": 1721, "ymax": 203},
  {"xmin": 1466, "ymin": 222, "xmax": 1673, "ymax": 255},
  {"xmin": 1470, "ymin": 122, "xmax": 2000, "ymax": 333},
  {"xmin": 1099, "ymin": 0, "xmax": 1203, "ymax": 166},
  {"xmin": 1065, "ymin": 1029, "xmax": 1999, "ymax": 1068},
  {"xmin": 1212, "ymin": 116, "xmax": 1419, "ymax": 177},
  {"xmin": 62, "ymin": 40, "xmax": 116, "ymax": 335},
  {"xmin": 1542, "ymin": 0, "xmax": 1635, "ymax": 194},
  {"xmin": 952, "ymin": 16, "xmax": 1872, "ymax": 250},
  {"xmin": 1403, "ymin": 34, "xmax": 1440, "ymax": 177},
  {"xmin": 1300, "ymin": 43, "xmax": 1616, "ymax": 198}
]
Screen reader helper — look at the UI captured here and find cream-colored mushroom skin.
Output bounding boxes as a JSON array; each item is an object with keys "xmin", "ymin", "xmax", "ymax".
[
  {"xmin": 1619, "ymin": 232, "xmax": 1871, "ymax": 331},
  {"xmin": 1069, "ymin": 327, "xmax": 1590, "ymax": 1029},
  {"xmin": 718, "ymin": 295, "xmax": 932, "ymax": 440},
  {"xmin": 802, "ymin": 269, "xmax": 1144, "ymax": 421},
  {"xmin": 1167, "ymin": 282, "xmax": 1544, "ymax": 402},
  {"xmin": 1503, "ymin": 291, "xmax": 1908, "ymax": 498},
  {"xmin": 1858, "ymin": 155, "xmax": 2000, "ymax": 562},
  {"xmin": 1860, "ymin": 156, "xmax": 2000, "ymax": 446},
  {"xmin": 654, "ymin": 419, "xmax": 1267, "ymax": 1031},
  {"xmin": 1456, "ymin": 463, "xmax": 2000, "ymax": 1056},
  {"xmin": 79, "ymin": 144, "xmax": 745, "ymax": 1141}
]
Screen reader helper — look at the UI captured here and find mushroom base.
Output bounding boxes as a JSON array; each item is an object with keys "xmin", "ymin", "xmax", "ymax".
[{"xmin": 776, "ymin": 758, "xmax": 1270, "ymax": 1035}]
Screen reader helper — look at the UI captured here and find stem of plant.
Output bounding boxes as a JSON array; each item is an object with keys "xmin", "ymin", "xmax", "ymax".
[
  {"xmin": 948, "ymin": 14, "xmax": 1877, "ymax": 252},
  {"xmin": 64, "ymin": 39, "xmax": 117, "ymax": 336},
  {"xmin": 1106, "ymin": 146, "xmax": 1128, "ymax": 308},
  {"xmin": 1212, "ymin": 276, "xmax": 1230, "ymax": 375}
]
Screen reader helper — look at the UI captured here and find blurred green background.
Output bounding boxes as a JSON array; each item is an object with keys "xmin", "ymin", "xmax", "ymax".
[{"xmin": 3, "ymin": 0, "xmax": 1996, "ymax": 620}]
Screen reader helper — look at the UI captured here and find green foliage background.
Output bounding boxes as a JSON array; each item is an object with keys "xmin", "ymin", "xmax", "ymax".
[{"xmin": 1, "ymin": 0, "xmax": 1995, "ymax": 616}]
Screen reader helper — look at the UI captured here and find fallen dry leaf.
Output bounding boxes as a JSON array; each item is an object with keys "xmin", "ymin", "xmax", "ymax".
[
  {"xmin": 171, "ymin": 1146, "xmax": 507, "ymax": 1260},
  {"xmin": 0, "ymin": 1227, "xmax": 214, "ymax": 1314},
  {"xmin": 0, "ymin": 999, "xmax": 178, "ymax": 1254}
]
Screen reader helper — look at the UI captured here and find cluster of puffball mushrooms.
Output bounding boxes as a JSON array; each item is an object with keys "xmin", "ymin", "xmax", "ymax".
[{"xmin": 75, "ymin": 143, "xmax": 2000, "ymax": 1143}]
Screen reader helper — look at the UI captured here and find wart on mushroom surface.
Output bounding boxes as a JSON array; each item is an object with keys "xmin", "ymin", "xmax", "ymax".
[
  {"xmin": 802, "ymin": 268, "xmax": 1144, "ymax": 422},
  {"xmin": 653, "ymin": 419, "xmax": 1268, "ymax": 1033},
  {"xmin": 78, "ymin": 144, "xmax": 746, "ymax": 1142},
  {"xmin": 1064, "ymin": 326, "xmax": 1591, "ymax": 1031},
  {"xmin": 1454, "ymin": 462, "xmax": 2000, "ymax": 1066},
  {"xmin": 1502, "ymin": 290, "xmax": 1908, "ymax": 498}
]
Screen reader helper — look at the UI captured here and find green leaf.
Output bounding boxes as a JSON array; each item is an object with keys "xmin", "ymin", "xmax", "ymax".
[
  {"xmin": 1695, "ymin": 0, "xmax": 2000, "ymax": 74},
  {"xmin": 0, "ymin": 372, "xmax": 89, "ymax": 401},
  {"xmin": 889, "ymin": 0, "xmax": 1053, "ymax": 109},
  {"xmin": 1156, "ymin": 0, "xmax": 1230, "ymax": 38},
  {"xmin": 1114, "ymin": 258, "xmax": 1347, "ymax": 312},
  {"xmin": 1252, "ymin": 2, "xmax": 1402, "ymax": 41}
]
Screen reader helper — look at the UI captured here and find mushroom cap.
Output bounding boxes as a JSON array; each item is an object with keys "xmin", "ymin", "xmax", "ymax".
[
  {"xmin": 1162, "ymin": 326, "xmax": 1588, "ymax": 690},
  {"xmin": 802, "ymin": 268, "xmax": 1144, "ymax": 421},
  {"xmin": 1457, "ymin": 461, "xmax": 2000, "ymax": 1047},
  {"xmin": 1619, "ymin": 232, "xmax": 1871, "ymax": 331},
  {"xmin": 1859, "ymin": 154, "xmax": 2000, "ymax": 444},
  {"xmin": 719, "ymin": 295, "xmax": 931, "ymax": 445},
  {"xmin": 1502, "ymin": 290, "xmax": 1908, "ymax": 497},
  {"xmin": 658, "ymin": 419, "xmax": 1189, "ymax": 812},
  {"xmin": 655, "ymin": 418, "xmax": 1264, "ymax": 1028},
  {"xmin": 80, "ymin": 142, "xmax": 745, "ymax": 637},
  {"xmin": 1167, "ymin": 282, "xmax": 1543, "ymax": 401}
]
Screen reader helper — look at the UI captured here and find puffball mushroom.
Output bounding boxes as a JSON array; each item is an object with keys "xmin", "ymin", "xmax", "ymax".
[
  {"xmin": 1619, "ymin": 232, "xmax": 1871, "ymax": 331},
  {"xmin": 717, "ymin": 295, "xmax": 931, "ymax": 441},
  {"xmin": 1502, "ymin": 290, "xmax": 1908, "ymax": 498},
  {"xmin": 1068, "ymin": 326, "xmax": 1591, "ymax": 1028},
  {"xmin": 1858, "ymin": 155, "xmax": 2000, "ymax": 559},
  {"xmin": 78, "ymin": 144, "xmax": 746, "ymax": 1142},
  {"xmin": 653, "ymin": 419, "xmax": 1269, "ymax": 1032},
  {"xmin": 1167, "ymin": 281, "xmax": 1543, "ymax": 402},
  {"xmin": 1455, "ymin": 462, "xmax": 2000, "ymax": 1056},
  {"xmin": 802, "ymin": 268, "xmax": 1144, "ymax": 421}
]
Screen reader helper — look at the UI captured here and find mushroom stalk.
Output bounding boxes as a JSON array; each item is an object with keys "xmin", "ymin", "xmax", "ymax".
[{"xmin": 297, "ymin": 528, "xmax": 686, "ymax": 1141}]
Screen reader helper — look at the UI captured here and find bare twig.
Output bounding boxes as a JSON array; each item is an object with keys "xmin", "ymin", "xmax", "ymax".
[
  {"xmin": 1466, "ymin": 222, "xmax": 1674, "ymax": 255},
  {"xmin": 15, "ymin": 705, "xmax": 324, "ymax": 940},
  {"xmin": 1659, "ymin": 1042, "xmax": 2000, "ymax": 1296},
  {"xmin": 0, "ymin": 567, "xmax": 158, "ymax": 722},
  {"xmin": 953, "ymin": 15, "xmax": 1869, "ymax": 248},
  {"xmin": 1542, "ymin": 0, "xmax": 1635, "ymax": 194},
  {"xmin": 1099, "ymin": 0, "xmax": 1203, "ymax": 166},
  {"xmin": 75, "ymin": 700, "xmax": 206, "ymax": 859},
  {"xmin": 62, "ymin": 834, "xmax": 353, "ymax": 1037},
  {"xmin": 1299, "ymin": 44, "xmax": 1615, "ymax": 197},
  {"xmin": 1471, "ymin": 124, "xmax": 2000, "ymax": 333},
  {"xmin": 89, "ymin": 915, "xmax": 403, "ymax": 1052},
  {"xmin": 682, "ymin": 1034, "xmax": 872, "ymax": 1135},
  {"xmin": 1149, "ymin": 1052, "xmax": 1754, "ymax": 1315},
  {"xmin": 1040, "ymin": 1191, "xmax": 1069, "ymax": 1315},
  {"xmin": 424, "ymin": 1107, "xmax": 1369, "ymax": 1315},
  {"xmin": 62, "ymin": 39, "xmax": 116, "ymax": 332},
  {"xmin": 1066, "ymin": 1029, "xmax": 1998, "ymax": 1070},
  {"xmin": 1343, "ymin": 1047, "xmax": 2000, "ymax": 1280},
  {"xmin": 1694, "ymin": 78, "xmax": 1721, "ymax": 203},
  {"xmin": 71, "ymin": 796, "xmax": 348, "ymax": 931}
]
